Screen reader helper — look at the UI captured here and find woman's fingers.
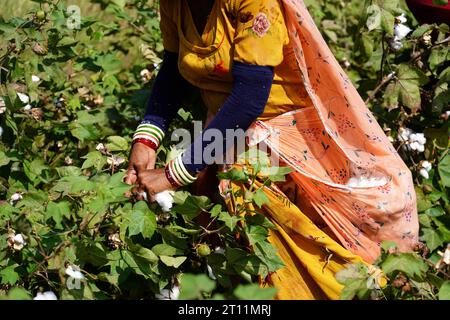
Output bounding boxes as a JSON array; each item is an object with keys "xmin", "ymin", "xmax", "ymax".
[{"xmin": 124, "ymin": 167, "xmax": 137, "ymax": 185}]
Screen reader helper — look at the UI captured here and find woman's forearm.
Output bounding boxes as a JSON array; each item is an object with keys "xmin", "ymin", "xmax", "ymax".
[
  {"xmin": 173, "ymin": 62, "xmax": 274, "ymax": 181},
  {"xmin": 134, "ymin": 51, "xmax": 191, "ymax": 148}
]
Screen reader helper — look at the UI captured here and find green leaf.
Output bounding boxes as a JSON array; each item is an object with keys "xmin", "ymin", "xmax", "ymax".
[
  {"xmin": 335, "ymin": 263, "xmax": 370, "ymax": 300},
  {"xmin": 425, "ymin": 206, "xmax": 445, "ymax": 217},
  {"xmin": 160, "ymin": 256, "xmax": 187, "ymax": 268},
  {"xmin": 126, "ymin": 203, "xmax": 156, "ymax": 239},
  {"xmin": 0, "ymin": 287, "xmax": 32, "ymax": 300},
  {"xmin": 245, "ymin": 225, "xmax": 268, "ymax": 246},
  {"xmin": 23, "ymin": 158, "xmax": 49, "ymax": 185},
  {"xmin": 260, "ymin": 166, "xmax": 293, "ymax": 182},
  {"xmin": 439, "ymin": 281, "xmax": 450, "ymax": 300},
  {"xmin": 253, "ymin": 241, "xmax": 284, "ymax": 274},
  {"xmin": 173, "ymin": 195, "xmax": 211, "ymax": 219},
  {"xmin": 0, "ymin": 265, "xmax": 20, "ymax": 285},
  {"xmin": 383, "ymin": 64, "xmax": 429, "ymax": 112},
  {"xmin": 179, "ymin": 274, "xmax": 216, "ymax": 300},
  {"xmin": 82, "ymin": 151, "xmax": 106, "ymax": 171},
  {"xmin": 252, "ymin": 188, "xmax": 270, "ymax": 208},
  {"xmin": 438, "ymin": 154, "xmax": 450, "ymax": 187},
  {"xmin": 429, "ymin": 47, "xmax": 449, "ymax": 74},
  {"xmin": 420, "ymin": 228, "xmax": 444, "ymax": 251},
  {"xmin": 218, "ymin": 211, "xmax": 242, "ymax": 230},
  {"xmin": 233, "ymin": 284, "xmax": 277, "ymax": 300},
  {"xmin": 152, "ymin": 244, "xmax": 184, "ymax": 256},
  {"xmin": 105, "ymin": 136, "xmax": 128, "ymax": 152},
  {"xmin": 217, "ymin": 167, "xmax": 249, "ymax": 183},
  {"xmin": 45, "ymin": 201, "xmax": 71, "ymax": 229},
  {"xmin": 381, "ymin": 253, "xmax": 429, "ymax": 279}
]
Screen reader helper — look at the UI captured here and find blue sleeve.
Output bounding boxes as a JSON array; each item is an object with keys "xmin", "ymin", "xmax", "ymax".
[
  {"xmin": 140, "ymin": 50, "xmax": 191, "ymax": 132},
  {"xmin": 181, "ymin": 62, "xmax": 274, "ymax": 175}
]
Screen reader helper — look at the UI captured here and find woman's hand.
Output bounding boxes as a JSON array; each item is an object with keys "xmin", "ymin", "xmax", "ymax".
[
  {"xmin": 124, "ymin": 143, "xmax": 157, "ymax": 187},
  {"xmin": 134, "ymin": 168, "xmax": 174, "ymax": 202}
]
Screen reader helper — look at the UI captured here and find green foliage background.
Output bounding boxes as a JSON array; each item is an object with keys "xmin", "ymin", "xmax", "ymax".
[{"xmin": 0, "ymin": 0, "xmax": 449, "ymax": 300}]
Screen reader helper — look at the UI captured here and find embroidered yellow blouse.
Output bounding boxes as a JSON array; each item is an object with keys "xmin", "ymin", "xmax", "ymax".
[{"xmin": 160, "ymin": 0, "xmax": 309, "ymax": 120}]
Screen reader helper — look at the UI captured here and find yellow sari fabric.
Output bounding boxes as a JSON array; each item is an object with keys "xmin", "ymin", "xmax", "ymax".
[{"xmin": 222, "ymin": 169, "xmax": 364, "ymax": 300}]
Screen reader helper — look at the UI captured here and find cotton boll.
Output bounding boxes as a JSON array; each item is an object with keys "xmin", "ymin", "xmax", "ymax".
[
  {"xmin": 409, "ymin": 141, "xmax": 419, "ymax": 151},
  {"xmin": 398, "ymin": 127, "xmax": 412, "ymax": 141},
  {"xmin": 65, "ymin": 265, "xmax": 85, "ymax": 280},
  {"xmin": 421, "ymin": 161, "xmax": 432, "ymax": 172},
  {"xmin": 12, "ymin": 233, "xmax": 26, "ymax": 251},
  {"xmin": 31, "ymin": 75, "xmax": 41, "ymax": 82},
  {"xmin": 395, "ymin": 13, "xmax": 408, "ymax": 24},
  {"xmin": 23, "ymin": 104, "xmax": 32, "ymax": 111},
  {"xmin": 414, "ymin": 133, "xmax": 426, "ymax": 145},
  {"xmin": 10, "ymin": 192, "xmax": 23, "ymax": 205},
  {"xmin": 416, "ymin": 143, "xmax": 425, "ymax": 153},
  {"xmin": 390, "ymin": 39, "xmax": 403, "ymax": 51},
  {"xmin": 0, "ymin": 126, "xmax": 3, "ymax": 137},
  {"xmin": 419, "ymin": 168, "xmax": 429, "ymax": 179},
  {"xmin": 17, "ymin": 92, "xmax": 30, "ymax": 104},
  {"xmin": 155, "ymin": 190, "xmax": 174, "ymax": 212},
  {"xmin": 394, "ymin": 24, "xmax": 411, "ymax": 40},
  {"xmin": 34, "ymin": 291, "xmax": 57, "ymax": 300}
]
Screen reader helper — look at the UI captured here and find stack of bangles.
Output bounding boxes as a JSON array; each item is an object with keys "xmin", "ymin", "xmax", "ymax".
[{"xmin": 132, "ymin": 122, "xmax": 197, "ymax": 188}]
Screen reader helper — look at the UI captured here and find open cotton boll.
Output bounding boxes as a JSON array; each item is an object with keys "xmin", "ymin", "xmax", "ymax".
[
  {"xmin": 31, "ymin": 75, "xmax": 41, "ymax": 82},
  {"xmin": 396, "ymin": 13, "xmax": 408, "ymax": 24},
  {"xmin": 0, "ymin": 126, "xmax": 3, "ymax": 137},
  {"xmin": 347, "ymin": 176, "xmax": 388, "ymax": 188},
  {"xmin": 394, "ymin": 24, "xmax": 411, "ymax": 40},
  {"xmin": 65, "ymin": 265, "xmax": 85, "ymax": 280},
  {"xmin": 155, "ymin": 285, "xmax": 180, "ymax": 300},
  {"xmin": 23, "ymin": 104, "xmax": 32, "ymax": 111},
  {"xmin": 419, "ymin": 168, "xmax": 429, "ymax": 179},
  {"xmin": 155, "ymin": 190, "xmax": 175, "ymax": 212},
  {"xmin": 34, "ymin": 291, "xmax": 58, "ymax": 300},
  {"xmin": 421, "ymin": 161, "xmax": 432, "ymax": 172},
  {"xmin": 16, "ymin": 92, "xmax": 30, "ymax": 104}
]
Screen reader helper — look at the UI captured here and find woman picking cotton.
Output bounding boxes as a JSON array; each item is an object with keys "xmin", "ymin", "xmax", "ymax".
[{"xmin": 125, "ymin": 0, "xmax": 419, "ymax": 300}]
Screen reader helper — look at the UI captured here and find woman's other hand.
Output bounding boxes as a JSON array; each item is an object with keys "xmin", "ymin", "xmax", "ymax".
[
  {"xmin": 134, "ymin": 168, "xmax": 174, "ymax": 201},
  {"xmin": 124, "ymin": 143, "xmax": 157, "ymax": 188}
]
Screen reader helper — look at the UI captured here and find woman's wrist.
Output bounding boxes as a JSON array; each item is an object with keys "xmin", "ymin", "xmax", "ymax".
[
  {"xmin": 164, "ymin": 154, "xmax": 197, "ymax": 188},
  {"xmin": 133, "ymin": 122, "xmax": 165, "ymax": 149}
]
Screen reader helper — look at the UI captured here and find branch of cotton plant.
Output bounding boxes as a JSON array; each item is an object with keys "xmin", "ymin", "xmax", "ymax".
[
  {"xmin": 365, "ymin": 72, "xmax": 396, "ymax": 105},
  {"xmin": 409, "ymin": 35, "xmax": 450, "ymax": 65}
]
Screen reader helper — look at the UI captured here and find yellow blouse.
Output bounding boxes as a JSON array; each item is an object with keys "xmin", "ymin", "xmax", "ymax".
[{"xmin": 160, "ymin": 0, "xmax": 309, "ymax": 120}]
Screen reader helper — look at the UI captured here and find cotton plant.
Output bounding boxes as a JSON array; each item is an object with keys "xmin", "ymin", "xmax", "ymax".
[{"xmin": 390, "ymin": 13, "xmax": 412, "ymax": 51}]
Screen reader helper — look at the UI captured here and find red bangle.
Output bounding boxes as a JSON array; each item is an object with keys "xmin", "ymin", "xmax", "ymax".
[
  {"xmin": 133, "ymin": 138, "xmax": 158, "ymax": 151},
  {"xmin": 165, "ymin": 165, "xmax": 182, "ymax": 189}
]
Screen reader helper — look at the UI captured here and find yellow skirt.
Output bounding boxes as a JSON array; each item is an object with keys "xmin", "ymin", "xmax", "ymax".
[{"xmin": 223, "ymin": 172, "xmax": 365, "ymax": 300}]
